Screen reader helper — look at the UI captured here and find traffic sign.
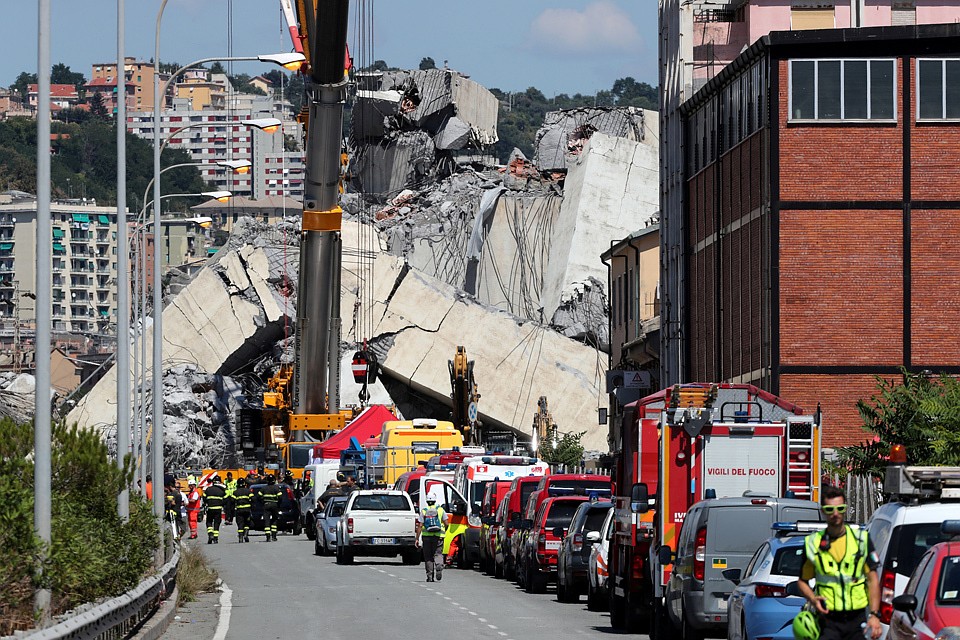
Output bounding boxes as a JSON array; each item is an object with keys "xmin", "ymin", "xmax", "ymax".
[{"xmin": 468, "ymin": 402, "xmax": 478, "ymax": 423}]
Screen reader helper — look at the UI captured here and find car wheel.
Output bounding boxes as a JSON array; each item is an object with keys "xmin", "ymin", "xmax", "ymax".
[
  {"xmin": 402, "ymin": 551, "xmax": 421, "ymax": 566},
  {"xmin": 336, "ymin": 545, "xmax": 353, "ymax": 565},
  {"xmin": 651, "ymin": 600, "xmax": 672, "ymax": 640},
  {"xmin": 681, "ymin": 608, "xmax": 704, "ymax": 640},
  {"xmin": 587, "ymin": 583, "xmax": 604, "ymax": 611},
  {"xmin": 610, "ymin": 590, "xmax": 627, "ymax": 629},
  {"xmin": 314, "ymin": 538, "xmax": 322, "ymax": 556},
  {"xmin": 740, "ymin": 615, "xmax": 748, "ymax": 640},
  {"xmin": 494, "ymin": 557, "xmax": 504, "ymax": 579},
  {"xmin": 529, "ymin": 567, "xmax": 547, "ymax": 594},
  {"xmin": 292, "ymin": 518, "xmax": 303, "ymax": 536}
]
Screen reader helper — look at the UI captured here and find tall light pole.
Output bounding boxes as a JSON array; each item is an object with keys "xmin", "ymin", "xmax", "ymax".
[
  {"xmin": 35, "ymin": 0, "xmax": 52, "ymax": 617},
  {"xmin": 116, "ymin": 0, "xmax": 130, "ymax": 521},
  {"xmin": 149, "ymin": 38, "xmax": 302, "ymax": 536}
]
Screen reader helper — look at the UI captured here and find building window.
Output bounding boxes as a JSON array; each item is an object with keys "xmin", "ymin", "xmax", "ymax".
[
  {"xmin": 789, "ymin": 58, "xmax": 895, "ymax": 121},
  {"xmin": 917, "ymin": 59, "xmax": 960, "ymax": 121}
]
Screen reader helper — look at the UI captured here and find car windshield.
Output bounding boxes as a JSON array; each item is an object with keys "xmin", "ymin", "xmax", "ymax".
[
  {"xmin": 328, "ymin": 499, "xmax": 347, "ymax": 517},
  {"xmin": 938, "ymin": 556, "xmax": 960, "ymax": 605},
  {"xmin": 893, "ymin": 523, "xmax": 954, "ymax": 578},
  {"xmin": 772, "ymin": 545, "xmax": 806, "ymax": 577},
  {"xmin": 582, "ymin": 506, "xmax": 612, "ymax": 534},
  {"xmin": 545, "ymin": 501, "xmax": 582, "ymax": 528},
  {"xmin": 519, "ymin": 483, "xmax": 537, "ymax": 511},
  {"xmin": 352, "ymin": 494, "xmax": 411, "ymax": 511},
  {"xmin": 288, "ymin": 444, "xmax": 312, "ymax": 468},
  {"xmin": 550, "ymin": 480, "xmax": 611, "ymax": 495}
]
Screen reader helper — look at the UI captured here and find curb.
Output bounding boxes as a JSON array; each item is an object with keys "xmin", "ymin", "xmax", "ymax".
[{"xmin": 130, "ymin": 586, "xmax": 179, "ymax": 640}]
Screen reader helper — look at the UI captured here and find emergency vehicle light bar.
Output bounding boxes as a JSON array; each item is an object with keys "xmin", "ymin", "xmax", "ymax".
[
  {"xmin": 480, "ymin": 456, "xmax": 537, "ymax": 465},
  {"xmin": 942, "ymin": 520, "xmax": 960, "ymax": 536},
  {"xmin": 772, "ymin": 521, "xmax": 827, "ymax": 534},
  {"xmin": 547, "ymin": 486, "xmax": 613, "ymax": 497}
]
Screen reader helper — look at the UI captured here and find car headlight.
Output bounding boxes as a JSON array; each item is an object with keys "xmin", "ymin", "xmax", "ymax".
[{"xmin": 936, "ymin": 628, "xmax": 960, "ymax": 640}]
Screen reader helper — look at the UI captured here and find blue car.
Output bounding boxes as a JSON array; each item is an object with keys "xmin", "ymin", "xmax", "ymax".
[{"xmin": 726, "ymin": 522, "xmax": 825, "ymax": 640}]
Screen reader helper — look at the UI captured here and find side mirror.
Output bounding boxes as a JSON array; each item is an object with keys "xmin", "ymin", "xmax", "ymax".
[
  {"xmin": 552, "ymin": 526, "xmax": 565, "ymax": 539},
  {"xmin": 658, "ymin": 545, "xmax": 674, "ymax": 565},
  {"xmin": 509, "ymin": 514, "xmax": 520, "ymax": 527},
  {"xmin": 586, "ymin": 530, "xmax": 601, "ymax": 543},
  {"xmin": 631, "ymin": 483, "xmax": 650, "ymax": 514},
  {"xmin": 451, "ymin": 500, "xmax": 467, "ymax": 516},
  {"xmin": 785, "ymin": 582, "xmax": 803, "ymax": 597},
  {"xmin": 721, "ymin": 568, "xmax": 742, "ymax": 585},
  {"xmin": 893, "ymin": 593, "xmax": 918, "ymax": 622},
  {"xmin": 522, "ymin": 518, "xmax": 534, "ymax": 530}
]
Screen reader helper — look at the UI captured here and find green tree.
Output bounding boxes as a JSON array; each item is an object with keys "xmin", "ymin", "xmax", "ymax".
[
  {"xmin": 228, "ymin": 73, "xmax": 266, "ymax": 96},
  {"xmin": 12, "ymin": 71, "xmax": 37, "ymax": 103},
  {"xmin": 209, "ymin": 62, "xmax": 226, "ymax": 75},
  {"xmin": 419, "ymin": 57, "xmax": 437, "ymax": 71},
  {"xmin": 157, "ymin": 61, "xmax": 182, "ymax": 74},
  {"xmin": 836, "ymin": 370, "xmax": 960, "ymax": 477},
  {"xmin": 50, "ymin": 63, "xmax": 86, "ymax": 94},
  {"xmin": 538, "ymin": 431, "xmax": 586, "ymax": 467},
  {"xmin": 361, "ymin": 60, "xmax": 391, "ymax": 72},
  {"xmin": 88, "ymin": 92, "xmax": 108, "ymax": 120}
]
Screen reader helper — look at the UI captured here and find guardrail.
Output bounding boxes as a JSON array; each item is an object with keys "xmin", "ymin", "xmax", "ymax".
[{"xmin": 10, "ymin": 546, "xmax": 180, "ymax": 640}]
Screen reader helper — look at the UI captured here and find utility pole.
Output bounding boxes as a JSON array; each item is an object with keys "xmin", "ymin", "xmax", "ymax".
[{"xmin": 116, "ymin": 0, "xmax": 130, "ymax": 521}]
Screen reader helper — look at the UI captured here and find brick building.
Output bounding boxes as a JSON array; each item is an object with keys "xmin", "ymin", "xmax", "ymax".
[{"xmin": 679, "ymin": 23, "xmax": 960, "ymax": 446}]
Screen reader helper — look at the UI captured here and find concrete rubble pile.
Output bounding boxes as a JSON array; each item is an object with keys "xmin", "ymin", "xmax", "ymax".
[{"xmin": 0, "ymin": 372, "xmax": 36, "ymax": 423}]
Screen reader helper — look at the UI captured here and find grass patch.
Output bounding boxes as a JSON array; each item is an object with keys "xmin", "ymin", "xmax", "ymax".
[{"xmin": 176, "ymin": 545, "xmax": 219, "ymax": 606}]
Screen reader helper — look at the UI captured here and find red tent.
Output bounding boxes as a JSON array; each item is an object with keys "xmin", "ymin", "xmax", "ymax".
[{"xmin": 311, "ymin": 405, "xmax": 396, "ymax": 460}]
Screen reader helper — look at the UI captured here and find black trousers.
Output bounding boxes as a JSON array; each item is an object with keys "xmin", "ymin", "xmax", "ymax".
[
  {"xmin": 264, "ymin": 505, "xmax": 280, "ymax": 533},
  {"xmin": 205, "ymin": 508, "xmax": 222, "ymax": 536},
  {"xmin": 820, "ymin": 611, "xmax": 867, "ymax": 640},
  {"xmin": 224, "ymin": 498, "xmax": 235, "ymax": 522},
  {"xmin": 235, "ymin": 510, "xmax": 250, "ymax": 536}
]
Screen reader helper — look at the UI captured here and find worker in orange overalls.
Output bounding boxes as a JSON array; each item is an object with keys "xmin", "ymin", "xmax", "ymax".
[{"xmin": 186, "ymin": 476, "xmax": 203, "ymax": 539}]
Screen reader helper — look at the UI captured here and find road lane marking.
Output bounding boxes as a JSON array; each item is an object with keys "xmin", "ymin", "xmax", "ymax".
[
  {"xmin": 211, "ymin": 581, "xmax": 232, "ymax": 640},
  {"xmin": 479, "ymin": 618, "xmax": 487, "ymax": 622},
  {"xmin": 451, "ymin": 602, "xmax": 460, "ymax": 606},
  {"xmin": 488, "ymin": 625, "xmax": 498, "ymax": 630},
  {"xmin": 498, "ymin": 633, "xmax": 507, "ymax": 637},
  {"xmin": 444, "ymin": 597, "xmax": 451, "ymax": 600},
  {"xmin": 468, "ymin": 611, "xmax": 477, "ymax": 616}
]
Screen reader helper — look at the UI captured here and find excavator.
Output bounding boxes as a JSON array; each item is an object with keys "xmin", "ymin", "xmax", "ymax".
[
  {"xmin": 449, "ymin": 346, "xmax": 481, "ymax": 446},
  {"xmin": 237, "ymin": 0, "xmax": 356, "ymax": 480}
]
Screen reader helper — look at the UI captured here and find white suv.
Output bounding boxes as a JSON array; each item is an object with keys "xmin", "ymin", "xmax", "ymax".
[{"xmin": 867, "ymin": 466, "xmax": 960, "ymax": 636}]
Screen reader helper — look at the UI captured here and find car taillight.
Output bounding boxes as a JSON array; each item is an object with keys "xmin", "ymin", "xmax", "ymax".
[
  {"xmin": 347, "ymin": 517, "xmax": 354, "ymax": 534},
  {"xmin": 286, "ymin": 488, "xmax": 295, "ymax": 500},
  {"xmin": 573, "ymin": 533, "xmax": 583, "ymax": 546},
  {"xmin": 755, "ymin": 584, "xmax": 787, "ymax": 598},
  {"xmin": 880, "ymin": 569, "xmax": 896, "ymax": 624},
  {"xmin": 632, "ymin": 551, "xmax": 644, "ymax": 580},
  {"xmin": 694, "ymin": 527, "xmax": 707, "ymax": 581}
]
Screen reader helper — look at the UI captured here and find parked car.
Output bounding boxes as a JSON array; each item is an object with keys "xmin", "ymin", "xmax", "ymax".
[
  {"xmin": 498, "ymin": 476, "xmax": 543, "ymax": 580},
  {"xmin": 557, "ymin": 500, "xmax": 613, "ymax": 603},
  {"xmin": 663, "ymin": 494, "xmax": 823, "ymax": 639},
  {"xmin": 889, "ymin": 521, "xmax": 960, "ymax": 640},
  {"xmin": 315, "ymin": 496, "xmax": 348, "ymax": 556},
  {"xmin": 479, "ymin": 480, "xmax": 512, "ymax": 575},
  {"xmin": 868, "ymin": 498, "xmax": 960, "ymax": 634},
  {"xmin": 336, "ymin": 490, "xmax": 420, "ymax": 565},
  {"xmin": 726, "ymin": 522, "xmax": 823, "ymax": 640},
  {"xmin": 520, "ymin": 496, "xmax": 589, "ymax": 593},
  {"xmin": 249, "ymin": 482, "xmax": 303, "ymax": 536},
  {"xmin": 587, "ymin": 507, "xmax": 615, "ymax": 611}
]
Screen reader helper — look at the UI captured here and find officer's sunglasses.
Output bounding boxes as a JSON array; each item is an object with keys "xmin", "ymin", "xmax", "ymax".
[{"xmin": 821, "ymin": 505, "xmax": 847, "ymax": 514}]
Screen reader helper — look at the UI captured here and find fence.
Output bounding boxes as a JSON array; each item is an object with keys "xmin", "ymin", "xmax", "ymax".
[{"xmin": 9, "ymin": 544, "xmax": 180, "ymax": 640}]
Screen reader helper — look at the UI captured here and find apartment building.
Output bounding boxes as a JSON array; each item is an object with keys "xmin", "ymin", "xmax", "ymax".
[
  {"xmin": 26, "ymin": 84, "xmax": 79, "ymax": 112},
  {"xmin": 0, "ymin": 193, "xmax": 120, "ymax": 335},
  {"xmin": 175, "ymin": 77, "xmax": 227, "ymax": 111},
  {"xmin": 127, "ymin": 98, "xmax": 303, "ymax": 200},
  {"xmin": 91, "ymin": 58, "xmax": 159, "ymax": 110},
  {"xmin": 677, "ymin": 23, "xmax": 960, "ymax": 446},
  {"xmin": 658, "ymin": 0, "xmax": 960, "ymax": 390},
  {"xmin": 84, "ymin": 77, "xmax": 136, "ymax": 114}
]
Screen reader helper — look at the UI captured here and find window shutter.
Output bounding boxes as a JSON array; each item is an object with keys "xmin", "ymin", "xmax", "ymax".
[
  {"xmin": 892, "ymin": 3, "xmax": 916, "ymax": 26},
  {"xmin": 791, "ymin": 8, "xmax": 835, "ymax": 30}
]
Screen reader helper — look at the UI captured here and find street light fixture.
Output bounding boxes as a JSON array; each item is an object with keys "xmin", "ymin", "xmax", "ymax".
[
  {"xmin": 240, "ymin": 117, "xmax": 283, "ymax": 134},
  {"xmin": 257, "ymin": 52, "xmax": 305, "ymax": 71}
]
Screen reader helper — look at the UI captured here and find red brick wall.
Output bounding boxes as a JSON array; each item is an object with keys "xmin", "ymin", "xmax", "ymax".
[
  {"xmin": 910, "ymin": 61, "xmax": 960, "ymax": 199},
  {"xmin": 911, "ymin": 209, "xmax": 960, "ymax": 364},
  {"xmin": 777, "ymin": 59, "xmax": 903, "ymax": 202},
  {"xmin": 779, "ymin": 210, "xmax": 903, "ymax": 366},
  {"xmin": 779, "ymin": 373, "xmax": 902, "ymax": 448}
]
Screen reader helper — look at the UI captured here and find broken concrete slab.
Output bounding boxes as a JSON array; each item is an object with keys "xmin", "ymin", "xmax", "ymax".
[
  {"xmin": 534, "ymin": 106, "xmax": 646, "ymax": 171},
  {"xmin": 540, "ymin": 128, "xmax": 660, "ymax": 335},
  {"xmin": 352, "ymin": 131, "xmax": 436, "ymax": 201}
]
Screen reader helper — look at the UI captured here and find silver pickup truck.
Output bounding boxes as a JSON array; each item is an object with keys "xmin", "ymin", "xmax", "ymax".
[{"xmin": 336, "ymin": 490, "xmax": 421, "ymax": 565}]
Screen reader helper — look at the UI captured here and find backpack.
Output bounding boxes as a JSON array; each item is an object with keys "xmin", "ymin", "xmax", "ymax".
[{"xmin": 422, "ymin": 506, "xmax": 442, "ymax": 533}]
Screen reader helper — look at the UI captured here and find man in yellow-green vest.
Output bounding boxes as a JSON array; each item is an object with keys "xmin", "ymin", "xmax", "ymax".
[
  {"xmin": 223, "ymin": 472, "xmax": 238, "ymax": 525},
  {"xmin": 796, "ymin": 485, "xmax": 882, "ymax": 640}
]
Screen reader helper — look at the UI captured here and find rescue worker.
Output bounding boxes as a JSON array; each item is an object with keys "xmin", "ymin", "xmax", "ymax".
[
  {"xmin": 416, "ymin": 495, "xmax": 449, "ymax": 582},
  {"xmin": 342, "ymin": 475, "xmax": 359, "ymax": 493},
  {"xmin": 233, "ymin": 477, "xmax": 253, "ymax": 543},
  {"xmin": 795, "ymin": 485, "xmax": 882, "ymax": 640},
  {"xmin": 204, "ymin": 475, "xmax": 227, "ymax": 544},
  {"xmin": 261, "ymin": 474, "xmax": 282, "ymax": 542},
  {"xmin": 316, "ymin": 480, "xmax": 343, "ymax": 512},
  {"xmin": 185, "ymin": 477, "xmax": 202, "ymax": 539},
  {"xmin": 164, "ymin": 481, "xmax": 181, "ymax": 539},
  {"xmin": 223, "ymin": 472, "xmax": 237, "ymax": 525}
]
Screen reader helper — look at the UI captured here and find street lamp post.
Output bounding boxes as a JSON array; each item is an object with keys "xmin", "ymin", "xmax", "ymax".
[{"xmin": 149, "ymin": 47, "xmax": 302, "ymax": 535}]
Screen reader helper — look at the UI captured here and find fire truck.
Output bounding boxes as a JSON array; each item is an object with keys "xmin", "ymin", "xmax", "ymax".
[{"xmin": 607, "ymin": 383, "xmax": 822, "ymax": 634}]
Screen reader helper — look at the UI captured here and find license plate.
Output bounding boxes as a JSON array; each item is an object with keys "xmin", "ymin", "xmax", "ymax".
[
  {"xmin": 372, "ymin": 537, "xmax": 395, "ymax": 545},
  {"xmin": 545, "ymin": 540, "xmax": 561, "ymax": 550},
  {"xmin": 717, "ymin": 598, "xmax": 728, "ymax": 612}
]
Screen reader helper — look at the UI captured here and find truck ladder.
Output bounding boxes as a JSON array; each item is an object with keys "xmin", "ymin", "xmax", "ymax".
[{"xmin": 785, "ymin": 416, "xmax": 818, "ymax": 500}]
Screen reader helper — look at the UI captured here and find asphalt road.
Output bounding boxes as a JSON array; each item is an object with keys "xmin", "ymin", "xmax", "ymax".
[{"xmin": 162, "ymin": 526, "xmax": 646, "ymax": 640}]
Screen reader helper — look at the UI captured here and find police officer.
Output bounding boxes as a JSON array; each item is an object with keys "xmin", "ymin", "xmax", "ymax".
[
  {"xmin": 261, "ymin": 474, "xmax": 283, "ymax": 542},
  {"xmin": 223, "ymin": 472, "xmax": 237, "ymax": 525},
  {"xmin": 416, "ymin": 495, "xmax": 449, "ymax": 582},
  {"xmin": 204, "ymin": 476, "xmax": 227, "ymax": 544},
  {"xmin": 795, "ymin": 486, "xmax": 882, "ymax": 640},
  {"xmin": 233, "ymin": 477, "xmax": 253, "ymax": 543}
]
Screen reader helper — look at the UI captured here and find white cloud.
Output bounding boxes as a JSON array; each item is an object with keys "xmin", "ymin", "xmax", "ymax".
[{"xmin": 528, "ymin": 1, "xmax": 643, "ymax": 56}]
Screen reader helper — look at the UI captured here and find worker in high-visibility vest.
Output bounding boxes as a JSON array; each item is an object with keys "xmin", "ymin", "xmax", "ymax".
[
  {"xmin": 233, "ymin": 477, "xmax": 253, "ymax": 543},
  {"xmin": 795, "ymin": 485, "xmax": 882, "ymax": 640},
  {"xmin": 223, "ymin": 472, "xmax": 238, "ymax": 525},
  {"xmin": 416, "ymin": 496, "xmax": 449, "ymax": 582},
  {"xmin": 185, "ymin": 477, "xmax": 202, "ymax": 539}
]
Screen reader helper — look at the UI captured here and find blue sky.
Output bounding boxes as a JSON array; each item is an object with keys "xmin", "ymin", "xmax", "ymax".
[{"xmin": 2, "ymin": 0, "xmax": 658, "ymax": 96}]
